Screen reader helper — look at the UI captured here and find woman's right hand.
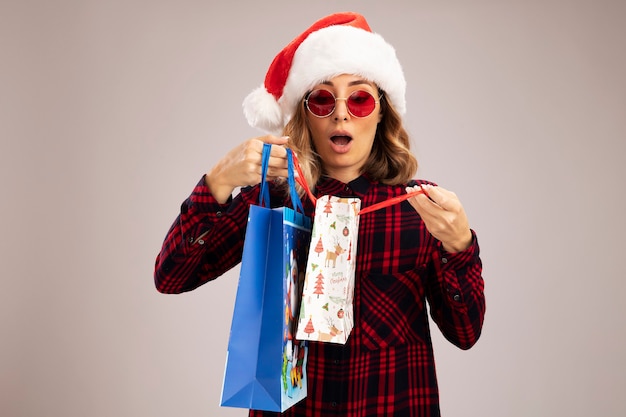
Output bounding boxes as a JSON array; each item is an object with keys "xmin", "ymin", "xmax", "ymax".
[{"xmin": 205, "ymin": 135, "xmax": 290, "ymax": 203}]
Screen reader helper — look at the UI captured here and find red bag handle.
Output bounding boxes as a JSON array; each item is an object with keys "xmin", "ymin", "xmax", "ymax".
[
  {"xmin": 358, "ymin": 187, "xmax": 429, "ymax": 215},
  {"xmin": 291, "ymin": 152, "xmax": 430, "ymax": 215},
  {"xmin": 292, "ymin": 152, "xmax": 317, "ymax": 206}
]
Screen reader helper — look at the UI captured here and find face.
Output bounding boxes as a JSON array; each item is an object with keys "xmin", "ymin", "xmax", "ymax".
[{"xmin": 305, "ymin": 74, "xmax": 382, "ymax": 183}]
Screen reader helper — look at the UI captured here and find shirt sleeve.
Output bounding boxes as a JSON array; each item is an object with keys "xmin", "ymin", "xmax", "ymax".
[
  {"xmin": 154, "ymin": 176, "xmax": 258, "ymax": 294},
  {"xmin": 425, "ymin": 230, "xmax": 486, "ymax": 349}
]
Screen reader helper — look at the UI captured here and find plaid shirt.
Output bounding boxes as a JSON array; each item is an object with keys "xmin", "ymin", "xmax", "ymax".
[{"xmin": 155, "ymin": 175, "xmax": 485, "ymax": 417}]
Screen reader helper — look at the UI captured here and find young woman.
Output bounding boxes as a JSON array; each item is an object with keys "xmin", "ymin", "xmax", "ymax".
[{"xmin": 155, "ymin": 12, "xmax": 485, "ymax": 417}]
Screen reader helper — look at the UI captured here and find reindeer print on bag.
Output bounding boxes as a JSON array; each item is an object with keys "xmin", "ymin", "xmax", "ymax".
[{"xmin": 325, "ymin": 239, "xmax": 346, "ymax": 268}]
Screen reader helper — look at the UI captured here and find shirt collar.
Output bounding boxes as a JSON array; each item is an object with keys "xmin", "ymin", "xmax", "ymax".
[{"xmin": 315, "ymin": 174, "xmax": 373, "ymax": 198}]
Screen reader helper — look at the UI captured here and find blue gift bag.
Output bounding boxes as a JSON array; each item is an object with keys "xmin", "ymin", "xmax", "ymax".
[{"xmin": 220, "ymin": 144, "xmax": 312, "ymax": 412}]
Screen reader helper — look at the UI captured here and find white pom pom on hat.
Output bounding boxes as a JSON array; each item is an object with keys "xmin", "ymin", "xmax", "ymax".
[{"xmin": 242, "ymin": 11, "xmax": 406, "ymax": 134}]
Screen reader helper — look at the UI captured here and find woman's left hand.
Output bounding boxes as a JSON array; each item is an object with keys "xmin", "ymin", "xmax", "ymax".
[{"xmin": 406, "ymin": 184, "xmax": 473, "ymax": 253}]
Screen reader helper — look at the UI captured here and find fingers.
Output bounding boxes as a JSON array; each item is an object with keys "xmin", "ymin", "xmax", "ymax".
[
  {"xmin": 248, "ymin": 135, "xmax": 289, "ymax": 180},
  {"xmin": 207, "ymin": 135, "xmax": 293, "ymax": 201},
  {"xmin": 405, "ymin": 184, "xmax": 472, "ymax": 252},
  {"xmin": 406, "ymin": 184, "xmax": 460, "ymax": 213},
  {"xmin": 405, "ymin": 185, "xmax": 440, "ymax": 216},
  {"xmin": 421, "ymin": 184, "xmax": 461, "ymax": 212},
  {"xmin": 264, "ymin": 157, "xmax": 289, "ymax": 180},
  {"xmin": 263, "ymin": 135, "xmax": 290, "ymax": 146},
  {"xmin": 265, "ymin": 137, "xmax": 289, "ymax": 179},
  {"xmin": 250, "ymin": 135, "xmax": 289, "ymax": 158}
]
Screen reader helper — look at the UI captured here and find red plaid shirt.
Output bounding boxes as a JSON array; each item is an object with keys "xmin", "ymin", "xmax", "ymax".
[{"xmin": 155, "ymin": 175, "xmax": 485, "ymax": 417}]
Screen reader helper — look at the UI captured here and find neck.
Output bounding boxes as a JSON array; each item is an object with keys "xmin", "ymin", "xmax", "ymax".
[{"xmin": 324, "ymin": 169, "xmax": 362, "ymax": 185}]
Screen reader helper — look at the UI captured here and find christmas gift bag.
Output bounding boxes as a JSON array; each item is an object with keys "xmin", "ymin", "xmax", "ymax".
[
  {"xmin": 295, "ymin": 195, "xmax": 361, "ymax": 344},
  {"xmin": 220, "ymin": 144, "xmax": 311, "ymax": 412}
]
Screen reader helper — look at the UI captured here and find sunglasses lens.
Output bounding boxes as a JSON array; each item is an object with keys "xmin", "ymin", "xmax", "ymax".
[
  {"xmin": 347, "ymin": 90, "xmax": 377, "ymax": 117},
  {"xmin": 306, "ymin": 90, "xmax": 336, "ymax": 117},
  {"xmin": 306, "ymin": 89, "xmax": 378, "ymax": 118}
]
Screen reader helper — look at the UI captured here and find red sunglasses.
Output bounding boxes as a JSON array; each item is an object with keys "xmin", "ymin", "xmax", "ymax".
[{"xmin": 305, "ymin": 89, "xmax": 382, "ymax": 118}]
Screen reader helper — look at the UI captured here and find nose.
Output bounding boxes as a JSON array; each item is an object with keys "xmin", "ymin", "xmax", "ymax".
[{"xmin": 333, "ymin": 97, "xmax": 349, "ymax": 121}]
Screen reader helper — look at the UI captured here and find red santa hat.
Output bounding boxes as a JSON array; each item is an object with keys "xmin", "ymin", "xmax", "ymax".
[{"xmin": 243, "ymin": 11, "xmax": 406, "ymax": 133}]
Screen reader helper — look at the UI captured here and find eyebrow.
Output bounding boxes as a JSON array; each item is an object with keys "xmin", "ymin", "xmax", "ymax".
[{"xmin": 321, "ymin": 79, "xmax": 375, "ymax": 88}]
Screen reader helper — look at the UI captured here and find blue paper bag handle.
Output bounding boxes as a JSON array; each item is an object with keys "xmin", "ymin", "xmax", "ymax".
[
  {"xmin": 259, "ymin": 144, "xmax": 272, "ymax": 207},
  {"xmin": 258, "ymin": 143, "xmax": 305, "ymax": 213},
  {"xmin": 286, "ymin": 149, "xmax": 305, "ymax": 213}
]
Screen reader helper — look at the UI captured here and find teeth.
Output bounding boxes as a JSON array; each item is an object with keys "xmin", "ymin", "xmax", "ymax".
[{"xmin": 331, "ymin": 135, "xmax": 352, "ymax": 145}]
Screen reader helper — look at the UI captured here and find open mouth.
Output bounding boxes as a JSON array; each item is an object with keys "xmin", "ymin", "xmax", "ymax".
[{"xmin": 330, "ymin": 135, "xmax": 352, "ymax": 146}]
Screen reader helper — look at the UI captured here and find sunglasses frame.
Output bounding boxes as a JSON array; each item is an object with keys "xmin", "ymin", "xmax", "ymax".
[{"xmin": 304, "ymin": 89, "xmax": 383, "ymax": 118}]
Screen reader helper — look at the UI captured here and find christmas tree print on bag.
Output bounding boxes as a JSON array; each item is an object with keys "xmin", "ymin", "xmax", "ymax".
[{"xmin": 295, "ymin": 195, "xmax": 360, "ymax": 344}]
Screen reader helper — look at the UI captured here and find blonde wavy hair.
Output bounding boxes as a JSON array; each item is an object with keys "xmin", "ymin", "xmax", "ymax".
[{"xmin": 283, "ymin": 90, "xmax": 418, "ymax": 196}]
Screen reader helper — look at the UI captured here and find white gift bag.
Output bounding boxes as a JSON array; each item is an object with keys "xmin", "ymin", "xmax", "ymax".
[{"xmin": 295, "ymin": 195, "xmax": 360, "ymax": 344}]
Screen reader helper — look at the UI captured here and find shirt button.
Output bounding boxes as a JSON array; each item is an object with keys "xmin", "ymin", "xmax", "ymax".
[
  {"xmin": 441, "ymin": 257, "xmax": 448, "ymax": 264},
  {"xmin": 331, "ymin": 402, "xmax": 338, "ymax": 407},
  {"xmin": 188, "ymin": 236, "xmax": 194, "ymax": 243},
  {"xmin": 453, "ymin": 294, "xmax": 461, "ymax": 302},
  {"xmin": 197, "ymin": 239, "xmax": 205, "ymax": 245},
  {"xmin": 216, "ymin": 211, "xmax": 223, "ymax": 217}
]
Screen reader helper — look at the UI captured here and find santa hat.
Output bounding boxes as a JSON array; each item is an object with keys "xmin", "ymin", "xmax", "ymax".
[{"xmin": 243, "ymin": 11, "xmax": 406, "ymax": 133}]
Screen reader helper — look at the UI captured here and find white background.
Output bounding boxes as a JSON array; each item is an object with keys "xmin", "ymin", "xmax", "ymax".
[{"xmin": 2, "ymin": 1, "xmax": 625, "ymax": 416}]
